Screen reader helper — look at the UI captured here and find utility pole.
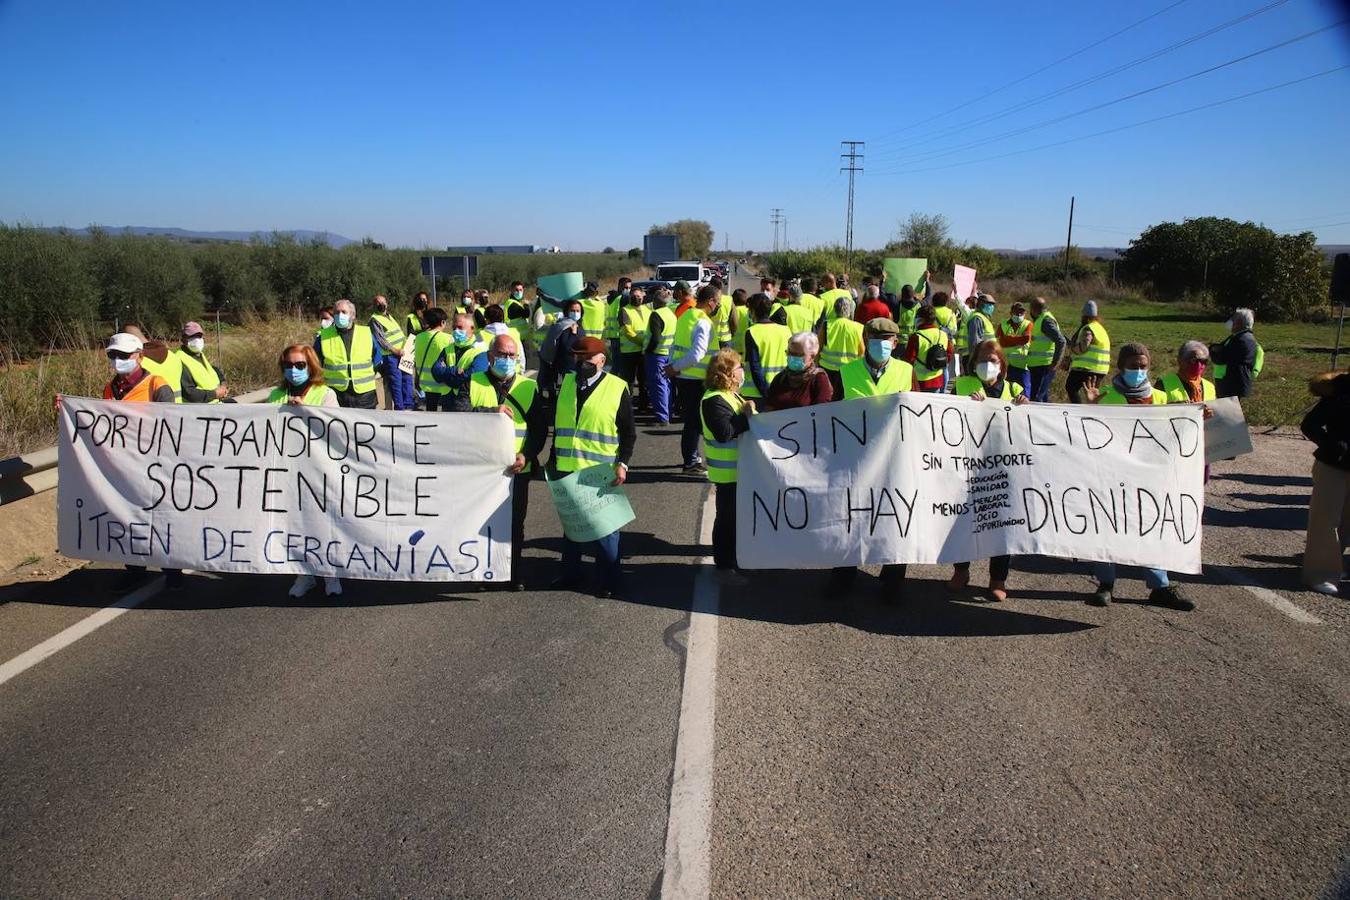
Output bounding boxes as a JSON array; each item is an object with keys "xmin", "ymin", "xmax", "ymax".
[
  {"xmin": 840, "ymin": 141, "xmax": 864, "ymax": 274},
  {"xmin": 1063, "ymin": 196, "xmax": 1076, "ymax": 280},
  {"xmin": 770, "ymin": 209, "xmax": 783, "ymax": 252},
  {"xmin": 783, "ymin": 214, "xmax": 789, "ymax": 250}
]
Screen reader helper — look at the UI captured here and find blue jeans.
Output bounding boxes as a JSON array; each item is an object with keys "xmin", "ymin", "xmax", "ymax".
[
  {"xmin": 1092, "ymin": 561, "xmax": 1169, "ymax": 590},
  {"xmin": 562, "ymin": 529, "xmax": 622, "ymax": 588},
  {"xmin": 1029, "ymin": 365, "xmax": 1055, "ymax": 402},
  {"xmin": 1007, "ymin": 365, "xmax": 1031, "ymax": 397},
  {"xmin": 380, "ymin": 357, "xmax": 415, "ymax": 410},
  {"xmin": 644, "ymin": 354, "xmax": 672, "ymax": 423}
]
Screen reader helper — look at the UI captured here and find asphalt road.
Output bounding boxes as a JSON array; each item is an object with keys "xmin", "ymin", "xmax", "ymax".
[{"xmin": 2, "ymin": 270, "xmax": 1349, "ymax": 897}]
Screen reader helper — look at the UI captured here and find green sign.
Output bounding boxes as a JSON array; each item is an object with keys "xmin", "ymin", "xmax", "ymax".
[
  {"xmin": 883, "ymin": 258, "xmax": 928, "ymax": 296},
  {"xmin": 538, "ymin": 271, "xmax": 584, "ymax": 302},
  {"xmin": 547, "ymin": 464, "xmax": 635, "ymax": 543}
]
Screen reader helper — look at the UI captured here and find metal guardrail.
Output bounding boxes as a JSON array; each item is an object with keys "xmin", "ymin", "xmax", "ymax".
[{"xmin": 0, "ymin": 387, "xmax": 273, "ymax": 507}]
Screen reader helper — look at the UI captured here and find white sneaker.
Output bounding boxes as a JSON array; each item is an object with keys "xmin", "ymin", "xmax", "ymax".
[
  {"xmin": 323, "ymin": 577, "xmax": 343, "ymax": 597},
  {"xmin": 288, "ymin": 574, "xmax": 316, "ymax": 598},
  {"xmin": 1308, "ymin": 581, "xmax": 1341, "ymax": 597}
]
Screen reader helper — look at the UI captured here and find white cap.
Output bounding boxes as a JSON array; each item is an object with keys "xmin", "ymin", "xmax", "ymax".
[{"xmin": 106, "ymin": 333, "xmax": 144, "ymax": 354}]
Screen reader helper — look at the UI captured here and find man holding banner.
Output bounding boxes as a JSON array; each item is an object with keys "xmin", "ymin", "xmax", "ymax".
[{"xmin": 551, "ymin": 336, "xmax": 636, "ymax": 598}]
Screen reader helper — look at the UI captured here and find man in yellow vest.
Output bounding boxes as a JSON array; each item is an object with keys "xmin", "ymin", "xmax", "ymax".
[
  {"xmin": 964, "ymin": 294, "xmax": 998, "ymax": 373},
  {"xmin": 666, "ymin": 285, "xmax": 720, "ymax": 474},
  {"xmin": 604, "ymin": 276, "xmax": 633, "ymax": 360},
  {"xmin": 997, "ymin": 301, "xmax": 1033, "ymax": 396},
  {"xmin": 579, "ymin": 280, "xmax": 608, "ymax": 340},
  {"xmin": 643, "ymin": 289, "xmax": 678, "ymax": 425},
  {"xmin": 370, "ymin": 294, "xmax": 414, "ymax": 410},
  {"xmin": 616, "ymin": 286, "xmax": 649, "ymax": 404},
  {"xmin": 819, "ymin": 294, "xmax": 864, "ymax": 398},
  {"xmin": 782, "ymin": 282, "xmax": 819, "ymax": 335},
  {"xmin": 708, "ymin": 275, "xmax": 735, "ymax": 349},
  {"xmin": 176, "ymin": 321, "xmax": 231, "ymax": 403},
  {"xmin": 433, "ymin": 312, "xmax": 489, "ymax": 407},
  {"xmin": 798, "ymin": 276, "xmax": 825, "ymax": 326},
  {"xmin": 1026, "ymin": 296, "xmax": 1067, "ymax": 402},
  {"xmin": 550, "ymin": 336, "xmax": 636, "ymax": 598},
  {"xmin": 505, "ymin": 281, "xmax": 532, "ymax": 351},
  {"xmin": 314, "ymin": 298, "xmax": 381, "ymax": 409},
  {"xmin": 1062, "ymin": 300, "xmax": 1111, "ymax": 404},
  {"xmin": 742, "ymin": 293, "xmax": 792, "ymax": 401},
  {"xmin": 835, "ymin": 317, "xmax": 914, "ymax": 601},
  {"xmin": 411, "ymin": 307, "xmax": 453, "ymax": 411},
  {"xmin": 460, "ymin": 333, "xmax": 547, "ymax": 593},
  {"xmin": 818, "ymin": 273, "xmax": 850, "ymax": 321}
]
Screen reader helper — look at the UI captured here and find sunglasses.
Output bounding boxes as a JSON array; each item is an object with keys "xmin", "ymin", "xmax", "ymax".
[
  {"xmin": 107, "ymin": 351, "xmax": 133, "ymax": 361},
  {"xmin": 282, "ymin": 361, "xmax": 308, "ymax": 371}
]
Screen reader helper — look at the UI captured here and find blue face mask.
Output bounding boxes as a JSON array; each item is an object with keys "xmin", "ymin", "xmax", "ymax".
[
  {"xmin": 786, "ymin": 354, "xmax": 806, "ymax": 372},
  {"xmin": 334, "ymin": 312, "xmax": 351, "ymax": 329},
  {"xmin": 1121, "ymin": 367, "xmax": 1149, "ymax": 388},
  {"xmin": 980, "ymin": 303, "xmax": 995, "ymax": 317},
  {"xmin": 491, "ymin": 356, "xmax": 516, "ymax": 378},
  {"xmin": 285, "ymin": 367, "xmax": 309, "ymax": 387},
  {"xmin": 567, "ymin": 310, "xmax": 582, "ymax": 321},
  {"xmin": 867, "ymin": 339, "xmax": 893, "ymax": 363},
  {"xmin": 452, "ymin": 328, "xmax": 470, "ymax": 345}
]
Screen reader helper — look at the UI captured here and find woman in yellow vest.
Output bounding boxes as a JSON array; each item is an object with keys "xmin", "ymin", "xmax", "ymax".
[
  {"xmin": 370, "ymin": 295, "xmax": 414, "ymax": 411},
  {"xmin": 264, "ymin": 344, "xmax": 341, "ymax": 598},
  {"xmin": 742, "ymin": 293, "xmax": 792, "ymax": 402},
  {"xmin": 1085, "ymin": 342, "xmax": 1194, "ymax": 611},
  {"xmin": 1063, "ymin": 300, "xmax": 1111, "ymax": 403},
  {"xmin": 550, "ymin": 336, "xmax": 636, "ymax": 598},
  {"xmin": 1156, "ymin": 340, "xmax": 1217, "ymax": 409},
  {"xmin": 996, "ymin": 301, "xmax": 1033, "ymax": 396},
  {"xmin": 616, "ymin": 287, "xmax": 650, "ymax": 405},
  {"xmin": 411, "ymin": 307, "xmax": 454, "ymax": 411},
  {"xmin": 950, "ymin": 340, "xmax": 1027, "ymax": 602},
  {"xmin": 700, "ymin": 350, "xmax": 756, "ymax": 576}
]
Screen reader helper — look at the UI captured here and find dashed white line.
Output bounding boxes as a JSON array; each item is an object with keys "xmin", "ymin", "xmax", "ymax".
[
  {"xmin": 0, "ymin": 575, "xmax": 163, "ymax": 687},
  {"xmin": 1209, "ymin": 563, "xmax": 1324, "ymax": 625},
  {"xmin": 661, "ymin": 486, "xmax": 720, "ymax": 900}
]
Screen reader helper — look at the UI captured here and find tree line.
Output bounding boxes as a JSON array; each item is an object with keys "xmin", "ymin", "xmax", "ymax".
[{"xmin": 0, "ymin": 226, "xmax": 639, "ymax": 353}]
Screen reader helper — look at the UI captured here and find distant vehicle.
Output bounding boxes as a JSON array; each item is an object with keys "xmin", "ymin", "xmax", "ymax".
[{"xmin": 654, "ymin": 261, "xmax": 709, "ymax": 287}]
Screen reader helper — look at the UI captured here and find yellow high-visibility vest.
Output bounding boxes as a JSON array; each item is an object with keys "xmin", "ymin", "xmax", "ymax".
[
  {"xmin": 743, "ymin": 322, "xmax": 791, "ymax": 399},
  {"xmin": 1070, "ymin": 320, "xmax": 1111, "ymax": 374},
  {"xmin": 820, "ymin": 317, "xmax": 864, "ymax": 372},
  {"xmin": 318, "ymin": 325, "xmax": 377, "ymax": 394},
  {"xmin": 700, "ymin": 389, "xmax": 742, "ymax": 484},
  {"xmin": 175, "ymin": 348, "xmax": 221, "ymax": 402},
  {"xmin": 554, "ymin": 372, "xmax": 628, "ymax": 472},
  {"xmin": 840, "ymin": 357, "xmax": 913, "ymax": 398},
  {"xmin": 468, "ymin": 372, "xmax": 539, "ymax": 473}
]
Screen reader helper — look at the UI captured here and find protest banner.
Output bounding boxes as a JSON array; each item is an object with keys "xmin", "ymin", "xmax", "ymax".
[
  {"xmin": 953, "ymin": 264, "xmax": 977, "ymax": 300},
  {"xmin": 547, "ymin": 465, "xmax": 635, "ymax": 543},
  {"xmin": 736, "ymin": 393, "xmax": 1205, "ymax": 573},
  {"xmin": 1203, "ymin": 396, "xmax": 1254, "ymax": 463},
  {"xmin": 57, "ymin": 397, "xmax": 515, "ymax": 581},
  {"xmin": 884, "ymin": 258, "xmax": 927, "ymax": 296}
]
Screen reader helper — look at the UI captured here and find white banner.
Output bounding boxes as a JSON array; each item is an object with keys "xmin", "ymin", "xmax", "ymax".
[
  {"xmin": 57, "ymin": 397, "xmax": 515, "ymax": 582},
  {"xmin": 736, "ymin": 393, "xmax": 1205, "ymax": 574}
]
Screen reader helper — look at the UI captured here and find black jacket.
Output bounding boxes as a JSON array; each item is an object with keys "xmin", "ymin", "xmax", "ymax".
[
  {"xmin": 1210, "ymin": 329, "xmax": 1258, "ymax": 399},
  {"xmin": 1301, "ymin": 373, "xmax": 1350, "ymax": 470}
]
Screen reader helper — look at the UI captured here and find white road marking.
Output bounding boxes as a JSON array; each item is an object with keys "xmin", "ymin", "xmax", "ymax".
[
  {"xmin": 0, "ymin": 576, "xmax": 163, "ymax": 687},
  {"xmin": 661, "ymin": 486, "xmax": 719, "ymax": 900},
  {"xmin": 1209, "ymin": 563, "xmax": 1324, "ymax": 625}
]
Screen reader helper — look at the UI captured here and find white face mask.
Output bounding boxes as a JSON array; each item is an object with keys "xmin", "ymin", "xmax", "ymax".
[
  {"xmin": 975, "ymin": 360, "xmax": 1001, "ymax": 384},
  {"xmin": 187, "ymin": 337, "xmax": 205, "ymax": 353},
  {"xmin": 113, "ymin": 357, "xmax": 138, "ymax": 376}
]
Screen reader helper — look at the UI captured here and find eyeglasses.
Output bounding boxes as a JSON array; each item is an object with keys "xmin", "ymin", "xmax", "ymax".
[{"xmin": 282, "ymin": 361, "xmax": 308, "ymax": 371}]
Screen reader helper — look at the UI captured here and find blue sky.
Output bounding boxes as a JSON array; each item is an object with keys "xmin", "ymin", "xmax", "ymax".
[{"xmin": 2, "ymin": 0, "xmax": 1349, "ymax": 252}]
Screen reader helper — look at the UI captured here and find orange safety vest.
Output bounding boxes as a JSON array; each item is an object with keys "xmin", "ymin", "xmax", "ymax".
[{"xmin": 103, "ymin": 373, "xmax": 168, "ymax": 402}]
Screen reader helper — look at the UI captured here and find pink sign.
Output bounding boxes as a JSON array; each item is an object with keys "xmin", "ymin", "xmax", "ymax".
[{"xmin": 953, "ymin": 265, "xmax": 977, "ymax": 300}]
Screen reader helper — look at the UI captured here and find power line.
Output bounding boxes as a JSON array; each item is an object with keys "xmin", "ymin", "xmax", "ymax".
[
  {"xmin": 870, "ymin": 19, "xmax": 1344, "ymax": 171},
  {"xmin": 869, "ymin": 0, "xmax": 1292, "ymax": 160},
  {"xmin": 868, "ymin": 64, "xmax": 1350, "ymax": 178},
  {"xmin": 840, "ymin": 141, "xmax": 864, "ymax": 273},
  {"xmin": 770, "ymin": 208, "xmax": 783, "ymax": 252},
  {"xmin": 867, "ymin": 0, "xmax": 1193, "ymax": 145}
]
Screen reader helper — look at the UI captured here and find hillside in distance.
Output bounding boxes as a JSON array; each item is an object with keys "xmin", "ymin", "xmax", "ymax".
[{"xmin": 41, "ymin": 225, "xmax": 355, "ymax": 247}]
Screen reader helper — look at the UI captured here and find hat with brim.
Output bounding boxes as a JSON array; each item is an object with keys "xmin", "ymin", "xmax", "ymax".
[
  {"xmin": 182, "ymin": 321, "xmax": 204, "ymax": 338},
  {"xmin": 107, "ymin": 333, "xmax": 143, "ymax": 354},
  {"xmin": 865, "ymin": 317, "xmax": 900, "ymax": 336},
  {"xmin": 571, "ymin": 336, "xmax": 607, "ymax": 357}
]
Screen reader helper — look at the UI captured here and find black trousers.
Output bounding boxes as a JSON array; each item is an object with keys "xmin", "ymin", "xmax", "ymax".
[
  {"xmin": 512, "ymin": 473, "xmax": 530, "ymax": 577},
  {"xmin": 336, "ymin": 388, "xmax": 378, "ymax": 409},
  {"xmin": 424, "ymin": 392, "xmax": 449, "ymax": 411},
  {"xmin": 677, "ymin": 378, "xmax": 705, "ymax": 465},
  {"xmin": 713, "ymin": 482, "xmax": 737, "ymax": 569},
  {"xmin": 955, "ymin": 556, "xmax": 1011, "ymax": 582},
  {"xmin": 615, "ymin": 351, "xmax": 643, "ymax": 397}
]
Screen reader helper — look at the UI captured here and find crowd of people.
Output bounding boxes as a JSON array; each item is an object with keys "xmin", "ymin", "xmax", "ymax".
[{"xmin": 91, "ymin": 265, "xmax": 1348, "ymax": 606}]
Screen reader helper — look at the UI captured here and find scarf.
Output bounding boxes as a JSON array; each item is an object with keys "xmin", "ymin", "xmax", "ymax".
[{"xmin": 1111, "ymin": 373, "xmax": 1154, "ymax": 403}]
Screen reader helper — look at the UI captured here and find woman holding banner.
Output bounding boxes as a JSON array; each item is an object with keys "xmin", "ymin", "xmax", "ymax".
[
  {"xmin": 700, "ymin": 350, "xmax": 756, "ymax": 576},
  {"xmin": 268, "ymin": 344, "xmax": 342, "ymax": 598},
  {"xmin": 951, "ymin": 340, "xmax": 1028, "ymax": 601},
  {"xmin": 1084, "ymin": 343, "xmax": 1193, "ymax": 611},
  {"xmin": 764, "ymin": 332, "xmax": 833, "ymax": 411}
]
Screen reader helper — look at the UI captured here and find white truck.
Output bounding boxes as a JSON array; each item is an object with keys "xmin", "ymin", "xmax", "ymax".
[{"xmin": 653, "ymin": 261, "xmax": 710, "ymax": 288}]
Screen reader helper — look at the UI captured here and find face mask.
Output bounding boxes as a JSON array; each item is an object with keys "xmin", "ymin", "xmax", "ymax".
[
  {"xmin": 786, "ymin": 355, "xmax": 807, "ymax": 372},
  {"xmin": 335, "ymin": 313, "xmax": 351, "ymax": 329},
  {"xmin": 1010, "ymin": 316, "xmax": 1024, "ymax": 326},
  {"xmin": 462, "ymin": 298, "xmax": 473, "ymax": 307},
  {"xmin": 901, "ymin": 297, "xmax": 916, "ymax": 309},
  {"xmin": 975, "ymin": 360, "xmax": 1001, "ymax": 383},
  {"xmin": 981, "ymin": 303, "xmax": 995, "ymax": 317},
  {"xmin": 1181, "ymin": 360, "xmax": 1206, "ymax": 380},
  {"xmin": 375, "ymin": 304, "xmax": 387, "ymax": 313},
  {"xmin": 452, "ymin": 329, "xmax": 470, "ymax": 345},
  {"xmin": 285, "ymin": 366, "xmax": 310, "ymax": 387},
  {"xmin": 1121, "ymin": 367, "xmax": 1149, "ymax": 388},
  {"xmin": 113, "ymin": 357, "xmax": 137, "ymax": 376},
  {"xmin": 511, "ymin": 290, "xmax": 523, "ymax": 300},
  {"xmin": 491, "ymin": 356, "xmax": 516, "ymax": 378},
  {"xmin": 320, "ymin": 319, "xmax": 333, "ymax": 330},
  {"xmin": 707, "ymin": 304, "xmax": 719, "ymax": 318},
  {"xmin": 567, "ymin": 310, "xmax": 582, "ymax": 321},
  {"xmin": 576, "ymin": 360, "xmax": 599, "ymax": 380},
  {"xmin": 867, "ymin": 339, "xmax": 893, "ymax": 363},
  {"xmin": 187, "ymin": 337, "xmax": 205, "ymax": 353}
]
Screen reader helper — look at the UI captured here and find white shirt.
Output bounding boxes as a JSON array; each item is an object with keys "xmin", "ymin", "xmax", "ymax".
[{"xmin": 672, "ymin": 317, "xmax": 712, "ymax": 377}]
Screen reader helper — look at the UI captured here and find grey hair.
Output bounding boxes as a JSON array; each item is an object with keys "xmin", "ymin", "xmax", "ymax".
[
  {"xmin": 788, "ymin": 331, "xmax": 819, "ymax": 358},
  {"xmin": 1233, "ymin": 308, "xmax": 1255, "ymax": 329},
  {"xmin": 834, "ymin": 295, "xmax": 856, "ymax": 319},
  {"xmin": 1178, "ymin": 340, "xmax": 1208, "ymax": 362},
  {"xmin": 334, "ymin": 298, "xmax": 356, "ymax": 315},
  {"xmin": 864, "ymin": 284, "xmax": 881, "ymax": 300},
  {"xmin": 788, "ymin": 283, "xmax": 803, "ymax": 300}
]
